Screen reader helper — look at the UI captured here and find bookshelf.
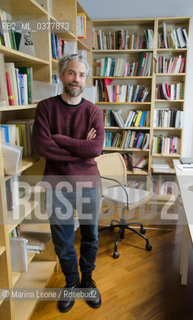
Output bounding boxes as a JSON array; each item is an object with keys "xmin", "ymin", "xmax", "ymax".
[
  {"xmin": 91, "ymin": 17, "xmax": 190, "ymax": 177},
  {"xmin": 0, "ymin": 1, "xmax": 91, "ymax": 319}
]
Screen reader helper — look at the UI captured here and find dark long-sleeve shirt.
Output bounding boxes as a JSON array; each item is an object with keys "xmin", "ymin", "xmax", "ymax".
[{"xmin": 33, "ymin": 95, "xmax": 104, "ymax": 188}]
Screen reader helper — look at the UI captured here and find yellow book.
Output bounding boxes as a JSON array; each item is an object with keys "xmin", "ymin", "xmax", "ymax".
[{"xmin": 134, "ymin": 110, "xmax": 143, "ymax": 127}]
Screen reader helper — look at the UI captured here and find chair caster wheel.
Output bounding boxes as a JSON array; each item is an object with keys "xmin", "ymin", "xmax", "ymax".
[
  {"xmin": 146, "ymin": 244, "xmax": 152, "ymax": 251},
  {"xmin": 140, "ymin": 228, "xmax": 146, "ymax": 234},
  {"xmin": 113, "ymin": 251, "xmax": 120, "ymax": 259}
]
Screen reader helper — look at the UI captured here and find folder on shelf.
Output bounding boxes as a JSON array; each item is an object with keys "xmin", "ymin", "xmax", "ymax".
[
  {"xmin": 2, "ymin": 143, "xmax": 23, "ymax": 175},
  {"xmin": 20, "ymin": 231, "xmax": 51, "ymax": 253},
  {"xmin": 10, "ymin": 237, "xmax": 28, "ymax": 272}
]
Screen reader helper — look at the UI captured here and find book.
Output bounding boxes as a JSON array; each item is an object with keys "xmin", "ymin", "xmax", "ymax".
[
  {"xmin": 63, "ymin": 41, "xmax": 77, "ymax": 55},
  {"xmin": 20, "ymin": 231, "xmax": 51, "ymax": 252},
  {"xmin": 10, "ymin": 237, "xmax": 28, "ymax": 272},
  {"xmin": 15, "ymin": 31, "xmax": 36, "ymax": 56},
  {"xmin": 18, "ymin": 67, "xmax": 33, "ymax": 104},
  {"xmin": 0, "ymin": 53, "xmax": 9, "ymax": 106},
  {"xmin": 5, "ymin": 62, "xmax": 19, "ymax": 106},
  {"xmin": 139, "ymin": 111, "xmax": 147, "ymax": 127},
  {"xmin": 77, "ymin": 13, "xmax": 86, "ymax": 39},
  {"xmin": 112, "ymin": 109, "xmax": 125, "ymax": 128},
  {"xmin": 2, "ymin": 143, "xmax": 23, "ymax": 175},
  {"xmin": 5, "ymin": 68, "xmax": 14, "ymax": 106}
]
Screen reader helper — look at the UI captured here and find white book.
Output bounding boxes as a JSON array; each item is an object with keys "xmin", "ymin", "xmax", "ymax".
[
  {"xmin": 112, "ymin": 109, "xmax": 124, "ymax": 128},
  {"xmin": 20, "ymin": 74, "xmax": 28, "ymax": 105},
  {"xmin": 163, "ymin": 22, "xmax": 168, "ymax": 48},
  {"xmin": 174, "ymin": 55, "xmax": 182, "ymax": 73},
  {"xmin": 105, "ymin": 57, "xmax": 112, "ymax": 77},
  {"xmin": 20, "ymin": 231, "xmax": 51, "ymax": 251},
  {"xmin": 2, "ymin": 143, "xmax": 23, "ymax": 175},
  {"xmin": 176, "ymin": 28, "xmax": 187, "ymax": 48},
  {"xmin": 0, "ymin": 53, "xmax": 9, "ymax": 106},
  {"xmin": 15, "ymin": 68, "xmax": 21, "ymax": 105},
  {"xmin": 142, "ymin": 133, "xmax": 150, "ymax": 150},
  {"xmin": 0, "ymin": 9, "xmax": 11, "ymax": 48},
  {"xmin": 125, "ymin": 111, "xmax": 133, "ymax": 127},
  {"xmin": 10, "ymin": 237, "xmax": 28, "ymax": 272},
  {"xmin": 64, "ymin": 41, "xmax": 77, "ymax": 55}
]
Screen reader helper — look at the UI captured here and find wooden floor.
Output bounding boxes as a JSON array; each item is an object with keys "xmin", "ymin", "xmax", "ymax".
[{"xmin": 30, "ymin": 205, "xmax": 193, "ymax": 320}]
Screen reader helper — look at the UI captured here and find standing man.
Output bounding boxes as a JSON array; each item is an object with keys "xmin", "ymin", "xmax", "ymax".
[{"xmin": 33, "ymin": 54, "xmax": 104, "ymax": 312}]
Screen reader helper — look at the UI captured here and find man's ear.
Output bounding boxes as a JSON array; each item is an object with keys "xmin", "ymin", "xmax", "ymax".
[{"xmin": 59, "ymin": 73, "xmax": 63, "ymax": 81}]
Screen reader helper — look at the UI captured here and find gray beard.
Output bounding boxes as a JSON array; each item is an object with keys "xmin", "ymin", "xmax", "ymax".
[{"xmin": 63, "ymin": 83, "xmax": 84, "ymax": 97}]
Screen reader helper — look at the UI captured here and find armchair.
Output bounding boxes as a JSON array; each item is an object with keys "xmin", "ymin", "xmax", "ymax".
[{"xmin": 95, "ymin": 152, "xmax": 153, "ymax": 258}]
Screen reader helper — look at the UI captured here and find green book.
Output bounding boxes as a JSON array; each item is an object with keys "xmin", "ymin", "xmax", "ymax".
[{"xmin": 137, "ymin": 51, "xmax": 145, "ymax": 76}]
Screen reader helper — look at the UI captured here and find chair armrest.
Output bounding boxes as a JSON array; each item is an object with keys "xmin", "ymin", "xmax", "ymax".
[
  {"xmin": 100, "ymin": 176, "xmax": 129, "ymax": 210},
  {"xmin": 132, "ymin": 166, "xmax": 153, "ymax": 182}
]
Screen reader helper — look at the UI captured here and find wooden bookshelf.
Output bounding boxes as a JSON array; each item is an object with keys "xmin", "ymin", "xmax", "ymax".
[
  {"xmin": 92, "ymin": 16, "xmax": 190, "ymax": 175},
  {"xmin": 0, "ymin": 1, "xmax": 93, "ymax": 319},
  {"xmin": 13, "ymin": 261, "xmax": 57, "ymax": 320}
]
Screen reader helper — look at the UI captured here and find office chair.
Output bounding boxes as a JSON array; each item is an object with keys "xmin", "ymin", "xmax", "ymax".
[{"xmin": 95, "ymin": 153, "xmax": 153, "ymax": 258}]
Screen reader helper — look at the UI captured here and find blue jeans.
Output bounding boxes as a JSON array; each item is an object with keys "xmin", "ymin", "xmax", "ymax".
[{"xmin": 46, "ymin": 186, "xmax": 100, "ymax": 286}]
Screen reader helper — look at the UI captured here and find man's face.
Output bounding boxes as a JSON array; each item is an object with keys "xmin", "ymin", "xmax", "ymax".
[{"xmin": 60, "ymin": 60, "xmax": 87, "ymax": 98}]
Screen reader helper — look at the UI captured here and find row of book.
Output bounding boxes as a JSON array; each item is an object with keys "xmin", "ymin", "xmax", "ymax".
[
  {"xmin": 111, "ymin": 109, "xmax": 150, "ymax": 128},
  {"xmin": 158, "ymin": 22, "xmax": 188, "ymax": 49},
  {"xmin": 153, "ymin": 179, "xmax": 176, "ymax": 195},
  {"xmin": 102, "ymin": 109, "xmax": 150, "ymax": 128},
  {"xmin": 152, "ymin": 136, "xmax": 180, "ymax": 154},
  {"xmin": 51, "ymin": 33, "xmax": 78, "ymax": 60},
  {"xmin": 0, "ymin": 119, "xmax": 34, "ymax": 156},
  {"xmin": 126, "ymin": 179, "xmax": 146, "ymax": 190},
  {"xmin": 156, "ymin": 55, "xmax": 186, "ymax": 74},
  {"xmin": 94, "ymin": 28, "xmax": 154, "ymax": 50},
  {"xmin": 94, "ymin": 52, "xmax": 153, "ymax": 77},
  {"xmin": 156, "ymin": 82, "xmax": 184, "ymax": 100},
  {"xmin": 94, "ymin": 78, "xmax": 151, "ymax": 103},
  {"xmin": 0, "ymin": 54, "xmax": 33, "ymax": 106},
  {"xmin": 0, "ymin": 9, "xmax": 36, "ymax": 56},
  {"xmin": 104, "ymin": 130, "xmax": 150, "ymax": 150},
  {"xmin": 151, "ymin": 159, "xmax": 172, "ymax": 173},
  {"xmin": 153, "ymin": 109, "xmax": 183, "ymax": 128},
  {"xmin": 9, "ymin": 228, "xmax": 51, "ymax": 272},
  {"xmin": 9, "ymin": 225, "xmax": 21, "ymax": 238},
  {"xmin": 105, "ymin": 84, "xmax": 150, "ymax": 103},
  {"xmin": 122, "ymin": 153, "xmax": 148, "ymax": 171},
  {"xmin": 51, "ymin": 32, "xmax": 66, "ymax": 60}
]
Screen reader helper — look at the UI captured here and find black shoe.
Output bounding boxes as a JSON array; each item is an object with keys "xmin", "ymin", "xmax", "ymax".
[
  {"xmin": 58, "ymin": 280, "xmax": 80, "ymax": 313},
  {"xmin": 80, "ymin": 277, "xmax": 101, "ymax": 308}
]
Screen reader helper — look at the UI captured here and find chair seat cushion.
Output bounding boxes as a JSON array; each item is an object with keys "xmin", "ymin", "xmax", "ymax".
[{"xmin": 103, "ymin": 186, "xmax": 150, "ymax": 205}]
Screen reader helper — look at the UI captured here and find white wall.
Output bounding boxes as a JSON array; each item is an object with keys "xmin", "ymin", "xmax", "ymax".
[{"xmin": 79, "ymin": 0, "xmax": 193, "ymax": 156}]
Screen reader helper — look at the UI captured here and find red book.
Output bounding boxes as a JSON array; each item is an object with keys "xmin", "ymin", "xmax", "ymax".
[
  {"xmin": 5, "ymin": 71, "xmax": 14, "ymax": 106},
  {"xmin": 179, "ymin": 57, "xmax": 186, "ymax": 73},
  {"xmin": 171, "ymin": 57, "xmax": 178, "ymax": 73},
  {"xmin": 104, "ymin": 78, "xmax": 113, "ymax": 102},
  {"xmin": 165, "ymin": 83, "xmax": 171, "ymax": 99}
]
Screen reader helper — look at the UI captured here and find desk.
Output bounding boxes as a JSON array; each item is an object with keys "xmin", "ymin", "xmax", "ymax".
[{"xmin": 173, "ymin": 159, "xmax": 193, "ymax": 285}]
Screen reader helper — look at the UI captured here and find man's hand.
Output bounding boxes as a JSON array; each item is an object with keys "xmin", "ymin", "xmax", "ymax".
[{"xmin": 86, "ymin": 128, "xmax": 96, "ymax": 140}]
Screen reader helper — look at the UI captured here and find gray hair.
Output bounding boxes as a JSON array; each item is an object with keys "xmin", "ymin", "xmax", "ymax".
[{"xmin": 58, "ymin": 54, "xmax": 91, "ymax": 79}]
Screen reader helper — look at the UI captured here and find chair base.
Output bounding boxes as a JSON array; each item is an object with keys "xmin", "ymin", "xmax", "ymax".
[{"xmin": 99, "ymin": 218, "xmax": 152, "ymax": 258}]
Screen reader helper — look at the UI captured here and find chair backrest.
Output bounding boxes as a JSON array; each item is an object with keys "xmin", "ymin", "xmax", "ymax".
[{"xmin": 95, "ymin": 153, "xmax": 127, "ymax": 194}]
